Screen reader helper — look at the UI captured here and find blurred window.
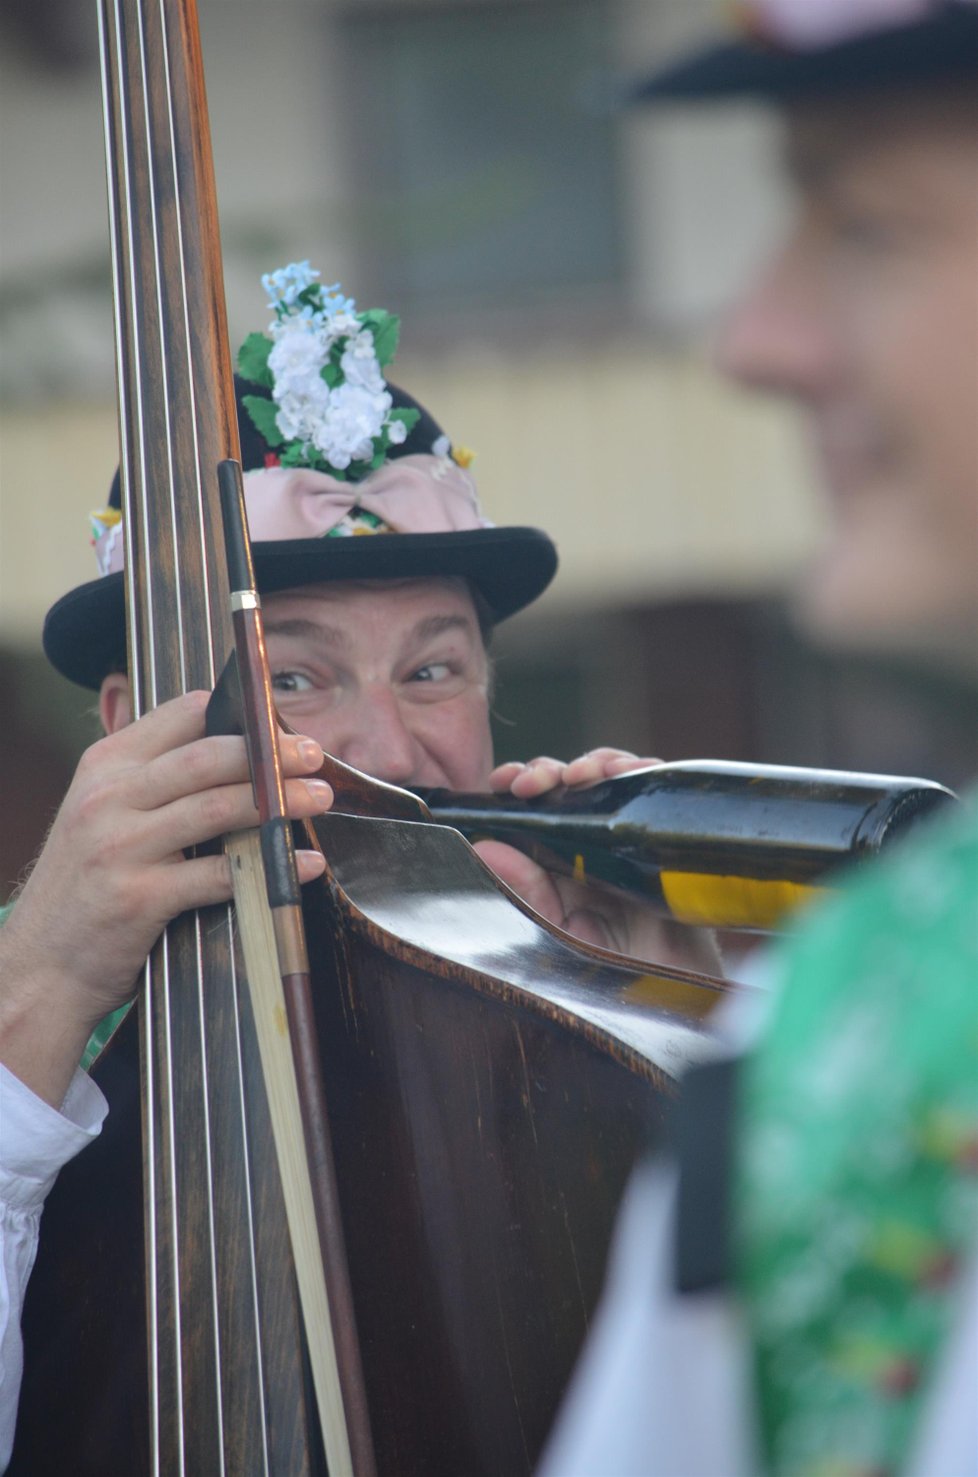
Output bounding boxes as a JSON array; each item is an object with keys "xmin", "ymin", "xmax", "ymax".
[{"xmin": 334, "ymin": 0, "xmax": 622, "ymax": 319}]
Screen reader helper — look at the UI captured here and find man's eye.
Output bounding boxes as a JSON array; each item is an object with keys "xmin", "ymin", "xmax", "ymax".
[
  {"xmin": 412, "ymin": 662, "xmax": 450, "ymax": 683},
  {"xmin": 833, "ymin": 212, "xmax": 900, "ymax": 253},
  {"xmin": 271, "ymin": 670, "xmax": 313, "ymax": 694}
]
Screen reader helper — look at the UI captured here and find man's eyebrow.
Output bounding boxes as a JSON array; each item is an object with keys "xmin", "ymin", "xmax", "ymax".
[
  {"xmin": 409, "ymin": 613, "xmax": 476, "ymax": 646},
  {"xmin": 262, "ymin": 617, "xmax": 351, "ymax": 651}
]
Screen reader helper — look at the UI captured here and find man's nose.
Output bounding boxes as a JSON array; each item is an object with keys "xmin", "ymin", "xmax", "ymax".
[
  {"xmin": 715, "ymin": 234, "xmax": 832, "ymax": 401},
  {"xmin": 332, "ymin": 685, "xmax": 420, "ymax": 786}
]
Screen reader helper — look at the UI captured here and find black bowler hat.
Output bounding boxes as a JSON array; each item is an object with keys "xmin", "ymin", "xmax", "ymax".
[
  {"xmin": 43, "ymin": 270, "xmax": 558, "ymax": 691},
  {"xmin": 633, "ymin": 0, "xmax": 978, "ymax": 103}
]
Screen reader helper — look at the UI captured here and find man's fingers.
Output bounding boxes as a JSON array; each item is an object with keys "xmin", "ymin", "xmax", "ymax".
[
  {"xmin": 474, "ymin": 840, "xmax": 624, "ymax": 949},
  {"xmin": 562, "ymin": 748, "xmax": 654, "ymax": 786},
  {"xmin": 283, "ymin": 776, "xmax": 334, "ymax": 819},
  {"xmin": 124, "ymin": 732, "xmax": 251, "ymax": 812},
  {"xmin": 604, "ymin": 754, "xmax": 660, "ymax": 776},
  {"xmin": 129, "ymin": 776, "xmax": 333, "ymax": 858},
  {"xmin": 506, "ymin": 757, "xmax": 565, "ymax": 798},
  {"xmin": 488, "ymin": 757, "xmax": 563, "ymax": 795},
  {"xmin": 96, "ymin": 689, "xmax": 212, "ymax": 761},
  {"xmin": 104, "ymin": 692, "xmax": 324, "ymax": 772},
  {"xmin": 153, "ymin": 839, "xmax": 328, "ymax": 921},
  {"xmin": 295, "ymin": 849, "xmax": 327, "ymax": 883},
  {"xmin": 488, "ymin": 761, "xmax": 526, "ymax": 793},
  {"xmin": 472, "ymin": 839, "xmax": 568, "ymax": 922},
  {"xmin": 490, "ymin": 749, "xmax": 659, "ymax": 798},
  {"xmin": 155, "ymin": 849, "xmax": 237, "ymax": 915},
  {"xmin": 561, "ymin": 907, "xmax": 613, "ymax": 950},
  {"xmin": 286, "ymin": 735, "xmax": 326, "ymax": 773},
  {"xmin": 125, "ymin": 729, "xmax": 325, "ymax": 814}
]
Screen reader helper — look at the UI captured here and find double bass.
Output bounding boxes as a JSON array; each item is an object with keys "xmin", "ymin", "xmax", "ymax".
[{"xmin": 10, "ymin": 1, "xmax": 726, "ymax": 1471}]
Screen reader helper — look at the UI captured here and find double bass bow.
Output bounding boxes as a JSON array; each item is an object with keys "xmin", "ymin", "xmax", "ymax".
[{"xmin": 11, "ymin": 1, "xmax": 726, "ymax": 1472}]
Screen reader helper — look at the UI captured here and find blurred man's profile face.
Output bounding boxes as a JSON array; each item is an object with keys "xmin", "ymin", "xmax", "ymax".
[{"xmin": 719, "ymin": 88, "xmax": 978, "ymax": 667}]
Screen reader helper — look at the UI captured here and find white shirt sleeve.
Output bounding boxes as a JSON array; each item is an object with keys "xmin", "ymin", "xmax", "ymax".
[
  {"xmin": 537, "ymin": 1157, "xmax": 758, "ymax": 1477},
  {"xmin": 906, "ymin": 1250, "xmax": 978, "ymax": 1477},
  {"xmin": 0, "ymin": 1063, "xmax": 107, "ymax": 1474}
]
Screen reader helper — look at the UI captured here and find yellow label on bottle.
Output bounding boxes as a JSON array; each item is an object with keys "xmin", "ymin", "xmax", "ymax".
[
  {"xmin": 659, "ymin": 871, "xmax": 825, "ymax": 929},
  {"xmin": 573, "ymin": 853, "xmax": 586, "ymax": 883}
]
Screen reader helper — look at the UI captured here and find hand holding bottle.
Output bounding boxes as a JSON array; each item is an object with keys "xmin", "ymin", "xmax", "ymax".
[
  {"xmin": 476, "ymin": 749, "xmax": 724, "ymax": 974},
  {"xmin": 489, "ymin": 747, "xmax": 652, "ymax": 799}
]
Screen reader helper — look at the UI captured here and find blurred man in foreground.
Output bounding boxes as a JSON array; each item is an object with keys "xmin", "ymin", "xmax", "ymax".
[{"xmin": 542, "ymin": 3, "xmax": 978, "ymax": 1473}]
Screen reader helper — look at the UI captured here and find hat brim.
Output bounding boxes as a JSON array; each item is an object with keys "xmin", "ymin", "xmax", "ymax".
[
  {"xmin": 42, "ymin": 526, "xmax": 558, "ymax": 690},
  {"xmin": 633, "ymin": 10, "xmax": 978, "ymax": 103}
]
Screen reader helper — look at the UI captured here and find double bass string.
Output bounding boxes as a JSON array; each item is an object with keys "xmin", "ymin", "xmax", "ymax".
[
  {"xmin": 146, "ymin": 1, "xmax": 231, "ymax": 1463},
  {"xmin": 104, "ymin": 0, "xmax": 190, "ymax": 1463},
  {"xmin": 146, "ymin": 0, "xmax": 272, "ymax": 1466},
  {"xmin": 162, "ymin": 0, "xmax": 287, "ymax": 1458},
  {"xmin": 96, "ymin": 0, "xmax": 171, "ymax": 1463},
  {"xmin": 139, "ymin": 8, "xmax": 199, "ymax": 1461},
  {"xmin": 99, "ymin": 0, "xmax": 274, "ymax": 1468}
]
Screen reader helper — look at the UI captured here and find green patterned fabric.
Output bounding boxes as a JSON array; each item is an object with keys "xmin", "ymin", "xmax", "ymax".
[
  {"xmin": 79, "ymin": 1003, "xmax": 132, "ymax": 1072},
  {"xmin": 737, "ymin": 794, "xmax": 978, "ymax": 1476}
]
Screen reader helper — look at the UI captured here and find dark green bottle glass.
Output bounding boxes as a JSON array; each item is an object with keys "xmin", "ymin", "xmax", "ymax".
[{"xmin": 415, "ymin": 761, "xmax": 956, "ymax": 931}]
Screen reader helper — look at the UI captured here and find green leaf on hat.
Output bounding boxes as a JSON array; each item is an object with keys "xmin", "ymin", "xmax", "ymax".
[
  {"xmin": 389, "ymin": 406, "xmax": 420, "ymax": 439},
  {"xmin": 241, "ymin": 393, "xmax": 284, "ymax": 447},
  {"xmin": 367, "ymin": 427, "xmax": 388, "ymax": 469},
  {"xmin": 321, "ymin": 338, "xmax": 345, "ymax": 389},
  {"xmin": 360, "ymin": 308, "xmax": 401, "ymax": 369},
  {"xmin": 237, "ymin": 332, "xmax": 274, "ymax": 387}
]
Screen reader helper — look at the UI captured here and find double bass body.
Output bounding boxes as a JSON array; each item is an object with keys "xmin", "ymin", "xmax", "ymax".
[
  {"xmin": 12, "ymin": 777, "xmax": 723, "ymax": 1476},
  {"xmin": 301, "ymin": 808, "xmax": 722, "ymax": 1473}
]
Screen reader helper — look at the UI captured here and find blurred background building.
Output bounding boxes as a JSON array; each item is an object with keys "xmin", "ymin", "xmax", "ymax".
[{"xmin": 2, "ymin": 0, "xmax": 975, "ymax": 902}]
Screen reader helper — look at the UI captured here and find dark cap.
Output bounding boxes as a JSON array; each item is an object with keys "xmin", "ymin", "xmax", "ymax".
[
  {"xmin": 634, "ymin": 1, "xmax": 978, "ymax": 104},
  {"xmin": 42, "ymin": 381, "xmax": 558, "ymax": 690}
]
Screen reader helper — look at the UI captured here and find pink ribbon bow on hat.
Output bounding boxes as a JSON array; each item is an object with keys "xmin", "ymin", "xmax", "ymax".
[
  {"xmin": 742, "ymin": 0, "xmax": 942, "ymax": 51},
  {"xmin": 94, "ymin": 451, "xmax": 492, "ymax": 577},
  {"xmin": 243, "ymin": 453, "xmax": 492, "ymax": 542}
]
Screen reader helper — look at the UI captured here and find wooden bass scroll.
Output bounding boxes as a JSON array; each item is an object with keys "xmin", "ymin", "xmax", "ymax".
[{"xmin": 10, "ymin": 2, "xmax": 730, "ymax": 1473}]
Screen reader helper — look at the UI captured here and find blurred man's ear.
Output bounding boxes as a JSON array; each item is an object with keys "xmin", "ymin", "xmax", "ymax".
[{"xmin": 99, "ymin": 673, "xmax": 132, "ymax": 735}]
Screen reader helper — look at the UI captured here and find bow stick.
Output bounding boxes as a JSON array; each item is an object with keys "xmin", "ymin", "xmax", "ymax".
[{"xmin": 216, "ymin": 459, "xmax": 376, "ymax": 1477}]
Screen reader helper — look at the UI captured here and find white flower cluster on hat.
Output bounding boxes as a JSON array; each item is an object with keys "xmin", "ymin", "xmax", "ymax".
[{"xmin": 261, "ymin": 262, "xmax": 408, "ymax": 473}]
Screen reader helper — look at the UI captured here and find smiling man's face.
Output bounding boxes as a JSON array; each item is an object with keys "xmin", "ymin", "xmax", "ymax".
[
  {"xmin": 261, "ymin": 576, "xmax": 495, "ymax": 790},
  {"xmin": 719, "ymin": 86, "xmax": 978, "ymax": 667}
]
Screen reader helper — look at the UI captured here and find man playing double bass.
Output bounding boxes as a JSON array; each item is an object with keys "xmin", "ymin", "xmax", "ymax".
[{"xmin": 0, "ymin": 264, "xmax": 719, "ymax": 1468}]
